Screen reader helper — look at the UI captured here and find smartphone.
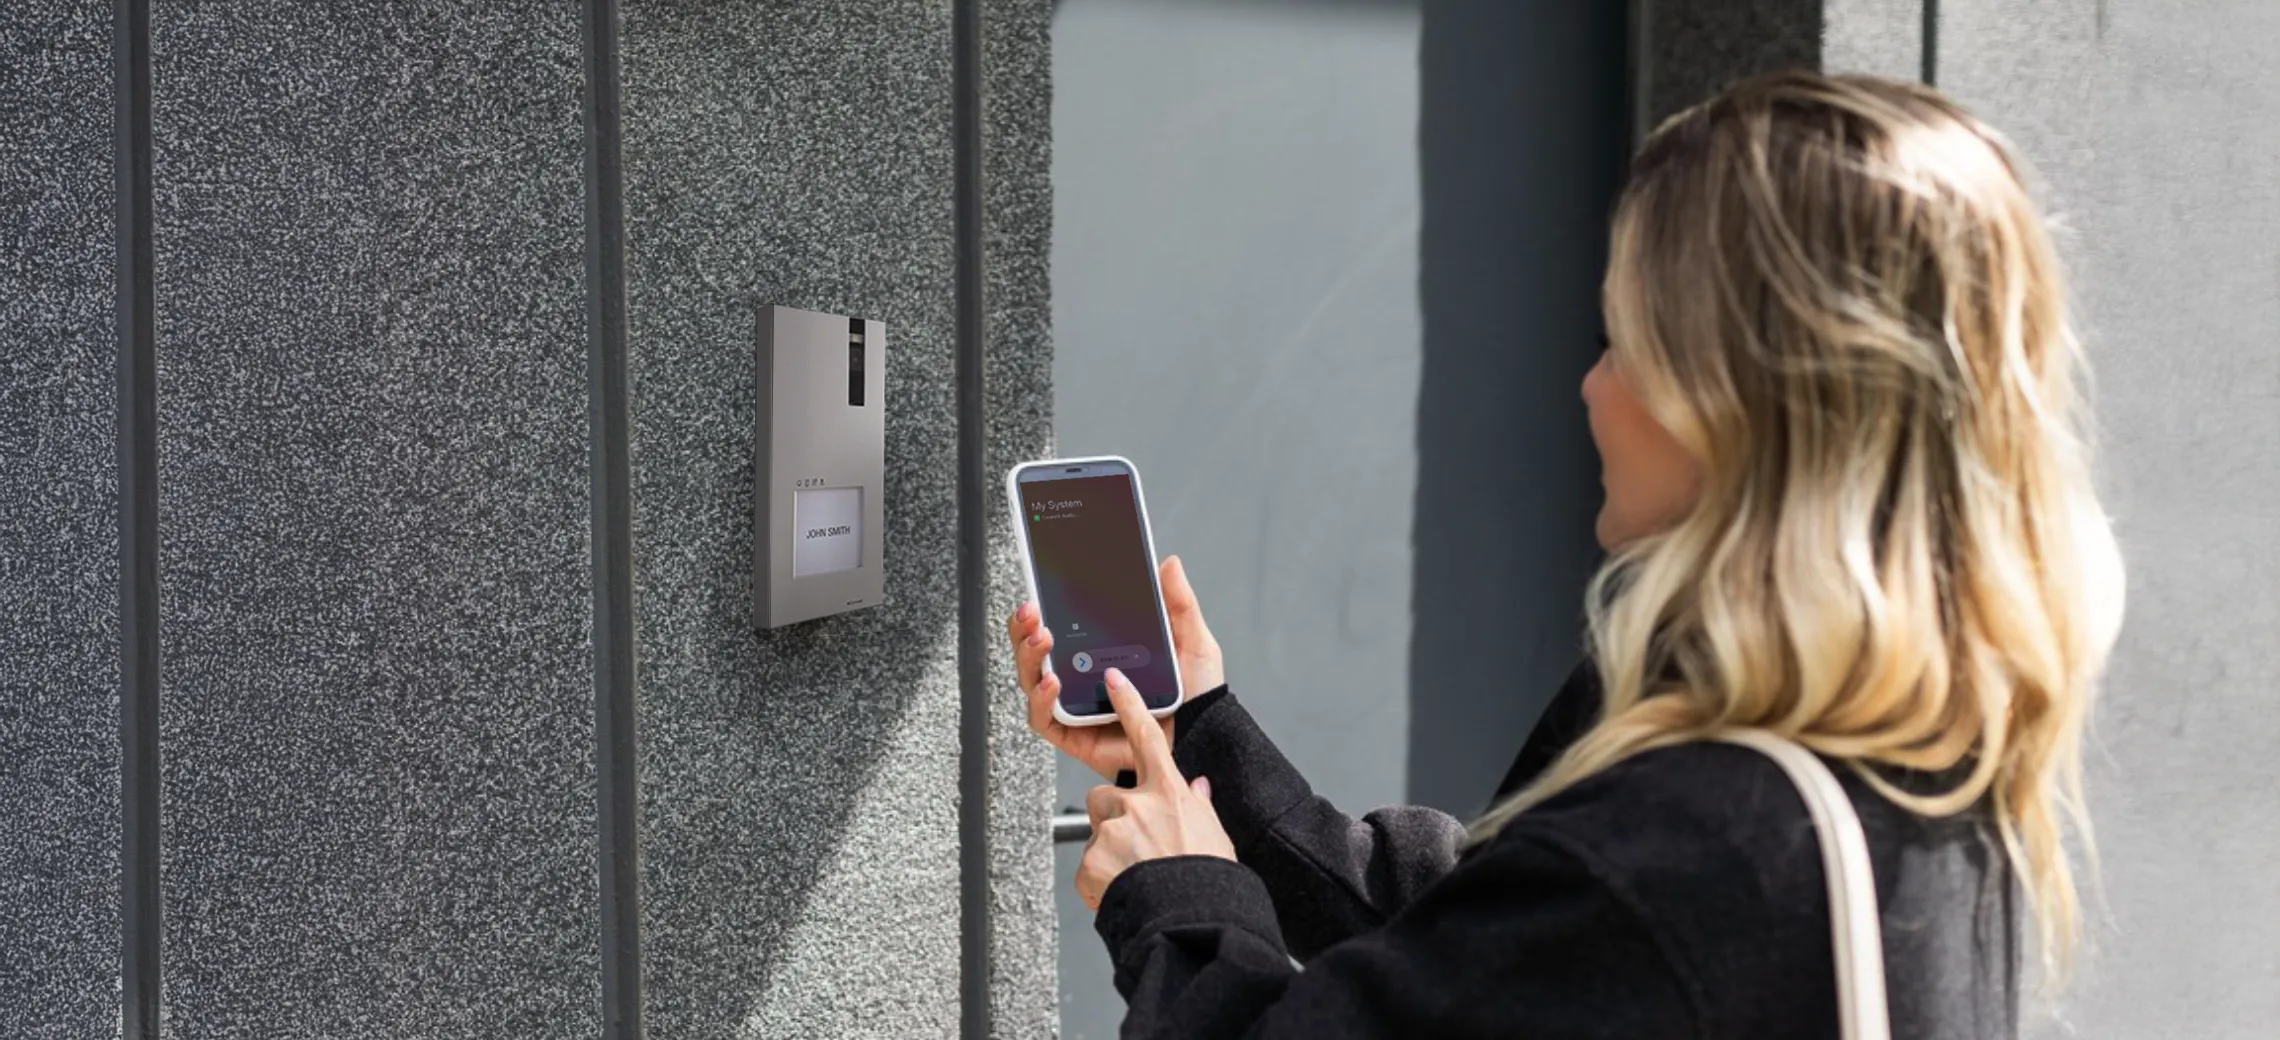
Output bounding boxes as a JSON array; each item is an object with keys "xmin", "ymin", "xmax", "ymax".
[{"xmin": 1006, "ymin": 456, "xmax": 1183, "ymax": 727}]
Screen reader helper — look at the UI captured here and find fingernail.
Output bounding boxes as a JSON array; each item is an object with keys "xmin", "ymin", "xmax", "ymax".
[
  {"xmin": 1025, "ymin": 632, "xmax": 1043, "ymax": 647},
  {"xmin": 1192, "ymin": 776, "xmax": 1212, "ymax": 800},
  {"xmin": 1105, "ymin": 667, "xmax": 1126, "ymax": 687}
]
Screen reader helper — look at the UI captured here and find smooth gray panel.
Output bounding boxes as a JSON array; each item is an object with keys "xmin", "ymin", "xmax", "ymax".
[
  {"xmin": 0, "ymin": 3, "xmax": 118, "ymax": 1037},
  {"xmin": 984, "ymin": 1, "xmax": 1062, "ymax": 1037},
  {"xmin": 151, "ymin": 4, "xmax": 597, "ymax": 1036},
  {"xmin": 1935, "ymin": 0, "xmax": 2100, "ymax": 213},
  {"xmin": 1050, "ymin": 1, "xmax": 1424, "ymax": 1034},
  {"xmin": 1942, "ymin": 1, "xmax": 2280, "ymax": 1034},
  {"xmin": 1052, "ymin": 0, "xmax": 1421, "ymax": 861},
  {"xmin": 621, "ymin": 2, "xmax": 981, "ymax": 1035},
  {"xmin": 1410, "ymin": 0, "xmax": 1627, "ymax": 816}
]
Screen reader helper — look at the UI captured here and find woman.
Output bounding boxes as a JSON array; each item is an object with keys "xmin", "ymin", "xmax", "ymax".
[{"xmin": 1007, "ymin": 71, "xmax": 2124, "ymax": 1038}]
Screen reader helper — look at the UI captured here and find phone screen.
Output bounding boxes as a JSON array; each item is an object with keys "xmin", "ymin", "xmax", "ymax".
[{"xmin": 1018, "ymin": 467, "xmax": 1178, "ymax": 717}]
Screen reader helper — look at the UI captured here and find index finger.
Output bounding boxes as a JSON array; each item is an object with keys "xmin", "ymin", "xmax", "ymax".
[
  {"xmin": 1101, "ymin": 668, "xmax": 1175, "ymax": 786},
  {"xmin": 1005, "ymin": 600, "xmax": 1038, "ymax": 643},
  {"xmin": 1014, "ymin": 624, "xmax": 1051, "ymax": 692}
]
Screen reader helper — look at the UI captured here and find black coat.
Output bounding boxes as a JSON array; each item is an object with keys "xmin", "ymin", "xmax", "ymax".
[{"xmin": 1092, "ymin": 666, "xmax": 2020, "ymax": 1038}]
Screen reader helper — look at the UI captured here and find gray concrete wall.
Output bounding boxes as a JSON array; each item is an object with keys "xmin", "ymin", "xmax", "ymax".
[
  {"xmin": 0, "ymin": 2, "xmax": 1057, "ymax": 1036},
  {"xmin": 150, "ymin": 4, "xmax": 599, "ymax": 1034},
  {"xmin": 0, "ymin": 3, "xmax": 117, "ymax": 1037},
  {"xmin": 981, "ymin": 4, "xmax": 1062, "ymax": 1035},
  {"xmin": 619, "ymin": 3, "xmax": 967, "ymax": 1035},
  {"xmin": 1640, "ymin": 0, "xmax": 1823, "ymax": 132},
  {"xmin": 620, "ymin": 0, "xmax": 1054, "ymax": 1036},
  {"xmin": 1936, "ymin": 1, "xmax": 2280, "ymax": 1033},
  {"xmin": 1651, "ymin": 0, "xmax": 2280, "ymax": 1033}
]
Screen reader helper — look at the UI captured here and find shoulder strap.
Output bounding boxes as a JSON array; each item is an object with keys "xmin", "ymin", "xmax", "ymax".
[{"xmin": 1714, "ymin": 729, "xmax": 1893, "ymax": 1040}]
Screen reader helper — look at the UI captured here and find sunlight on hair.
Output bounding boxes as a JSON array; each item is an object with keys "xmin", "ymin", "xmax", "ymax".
[{"xmin": 1469, "ymin": 72, "xmax": 2126, "ymax": 991}]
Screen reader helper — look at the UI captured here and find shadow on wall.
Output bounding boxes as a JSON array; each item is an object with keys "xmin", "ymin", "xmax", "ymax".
[
  {"xmin": 1405, "ymin": 0, "xmax": 1631, "ymax": 814},
  {"xmin": 1643, "ymin": 0, "xmax": 1824, "ymax": 126},
  {"xmin": 1407, "ymin": 0, "xmax": 1832, "ymax": 814},
  {"xmin": 621, "ymin": 2, "xmax": 970, "ymax": 1038}
]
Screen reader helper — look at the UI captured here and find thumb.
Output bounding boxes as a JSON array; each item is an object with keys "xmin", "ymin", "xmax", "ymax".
[{"xmin": 1189, "ymin": 775, "xmax": 1212, "ymax": 802}]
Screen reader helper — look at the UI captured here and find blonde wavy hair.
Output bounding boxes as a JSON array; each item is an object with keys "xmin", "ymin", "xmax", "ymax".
[{"xmin": 1472, "ymin": 71, "xmax": 2126, "ymax": 980}]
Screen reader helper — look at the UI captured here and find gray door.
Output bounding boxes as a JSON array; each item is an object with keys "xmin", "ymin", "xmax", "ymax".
[{"xmin": 1048, "ymin": 2, "xmax": 1625, "ymax": 1035}]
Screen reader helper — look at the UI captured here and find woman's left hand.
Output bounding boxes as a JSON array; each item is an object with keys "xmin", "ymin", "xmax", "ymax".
[{"xmin": 1075, "ymin": 667, "xmax": 1237, "ymax": 910}]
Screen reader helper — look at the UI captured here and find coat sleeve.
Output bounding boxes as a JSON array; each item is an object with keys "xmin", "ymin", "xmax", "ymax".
[
  {"xmin": 1092, "ymin": 829, "xmax": 1700, "ymax": 1039},
  {"xmin": 1168, "ymin": 688, "xmax": 1470, "ymax": 958}
]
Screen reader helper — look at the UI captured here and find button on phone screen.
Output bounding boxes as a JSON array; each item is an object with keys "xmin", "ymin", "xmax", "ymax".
[{"xmin": 1021, "ymin": 473, "xmax": 1175, "ymax": 715}]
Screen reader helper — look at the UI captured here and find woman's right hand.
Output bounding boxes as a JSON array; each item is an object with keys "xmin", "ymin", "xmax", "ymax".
[{"xmin": 1008, "ymin": 554, "xmax": 1225, "ymax": 780}]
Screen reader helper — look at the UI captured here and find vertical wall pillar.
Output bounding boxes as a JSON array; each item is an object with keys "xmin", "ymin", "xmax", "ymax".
[
  {"xmin": 0, "ymin": 2, "xmax": 1059, "ymax": 1036},
  {"xmin": 0, "ymin": 3, "xmax": 120, "ymax": 1035},
  {"xmin": 980, "ymin": 0, "xmax": 1059, "ymax": 1032},
  {"xmin": 149, "ymin": 4, "xmax": 600, "ymax": 1035},
  {"xmin": 619, "ymin": 0, "xmax": 1055, "ymax": 1035}
]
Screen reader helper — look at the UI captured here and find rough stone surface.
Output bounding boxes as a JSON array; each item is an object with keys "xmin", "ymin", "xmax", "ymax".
[
  {"xmin": 150, "ymin": 4, "xmax": 599, "ymax": 1036},
  {"xmin": 983, "ymin": 3, "xmax": 1061, "ymax": 1037},
  {"xmin": 1822, "ymin": 0, "xmax": 1922, "ymax": 81},
  {"xmin": 620, "ymin": 1, "xmax": 1003, "ymax": 1036},
  {"xmin": 0, "ymin": 3, "xmax": 119, "ymax": 1037},
  {"xmin": 3, "ymin": 1, "xmax": 1060, "ymax": 1035},
  {"xmin": 621, "ymin": 0, "xmax": 1058, "ymax": 1029},
  {"xmin": 1645, "ymin": 0, "xmax": 1823, "ymax": 124}
]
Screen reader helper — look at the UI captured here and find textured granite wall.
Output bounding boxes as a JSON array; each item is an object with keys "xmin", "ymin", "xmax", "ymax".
[
  {"xmin": 620, "ymin": 0, "xmax": 1055, "ymax": 1034},
  {"xmin": 0, "ymin": 3, "xmax": 118, "ymax": 1038},
  {"xmin": 149, "ymin": 3, "xmax": 600, "ymax": 1036},
  {"xmin": 1641, "ymin": 0, "xmax": 1823, "ymax": 126},
  {"xmin": 1644, "ymin": 0, "xmax": 1924, "ymax": 123},
  {"xmin": 618, "ymin": 1, "xmax": 960, "ymax": 1034},
  {"xmin": 981, "ymin": 2, "xmax": 1061, "ymax": 1037},
  {"xmin": 6, "ymin": 2, "xmax": 1055, "ymax": 1036},
  {"xmin": 1821, "ymin": 0, "xmax": 1922, "ymax": 82}
]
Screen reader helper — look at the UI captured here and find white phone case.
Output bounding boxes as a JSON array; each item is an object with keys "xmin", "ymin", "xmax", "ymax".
[{"xmin": 1005, "ymin": 455, "xmax": 1184, "ymax": 727}]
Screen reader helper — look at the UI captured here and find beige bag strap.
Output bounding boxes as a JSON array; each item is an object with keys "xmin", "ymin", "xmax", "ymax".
[{"xmin": 1715, "ymin": 729, "xmax": 1893, "ymax": 1040}]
